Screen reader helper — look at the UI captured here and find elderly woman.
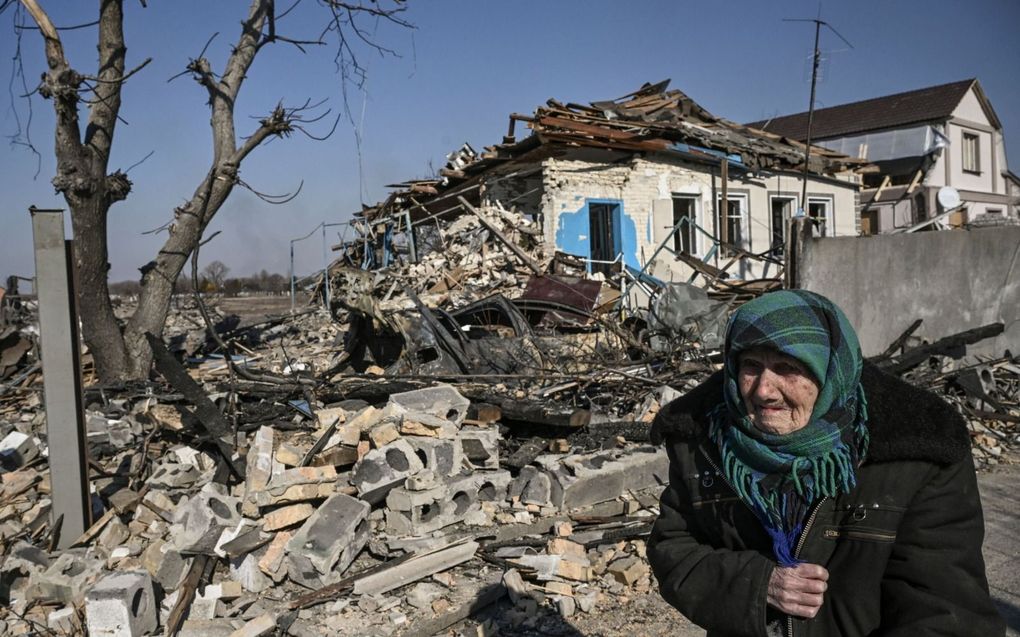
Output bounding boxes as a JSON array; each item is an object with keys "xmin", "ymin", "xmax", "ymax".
[{"xmin": 648, "ymin": 290, "xmax": 1004, "ymax": 636}]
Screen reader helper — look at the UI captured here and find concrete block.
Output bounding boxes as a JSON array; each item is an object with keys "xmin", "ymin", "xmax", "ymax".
[
  {"xmin": 84, "ymin": 571, "xmax": 158, "ymax": 637},
  {"xmin": 286, "ymin": 493, "xmax": 370, "ymax": 579},
  {"xmin": 407, "ymin": 437, "xmax": 462, "ymax": 478},
  {"xmin": 458, "ymin": 426, "xmax": 499, "ymax": 470},
  {"xmin": 384, "ymin": 484, "xmax": 453, "ymax": 537},
  {"xmin": 0, "ymin": 541, "xmax": 50, "ymax": 603},
  {"xmin": 535, "ymin": 447, "xmax": 668, "ymax": 511},
  {"xmin": 351, "ymin": 438, "xmax": 424, "ymax": 503},
  {"xmin": 169, "ymin": 486, "xmax": 242, "ymax": 555},
  {"xmin": 0, "ymin": 431, "xmax": 39, "ymax": 470},
  {"xmin": 509, "ymin": 466, "xmax": 553, "ymax": 508},
  {"xmin": 29, "ymin": 550, "xmax": 104, "ymax": 604},
  {"xmin": 229, "ymin": 552, "xmax": 272, "ymax": 594},
  {"xmin": 388, "ymin": 384, "xmax": 470, "ymax": 426},
  {"xmin": 448, "ymin": 469, "xmax": 511, "ymax": 505}
]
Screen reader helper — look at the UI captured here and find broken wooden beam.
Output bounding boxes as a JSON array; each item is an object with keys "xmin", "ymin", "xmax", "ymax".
[
  {"xmin": 881, "ymin": 323, "xmax": 1005, "ymax": 375},
  {"xmin": 146, "ymin": 333, "xmax": 244, "ymax": 477},
  {"xmin": 457, "ymin": 196, "xmax": 544, "ymax": 276}
]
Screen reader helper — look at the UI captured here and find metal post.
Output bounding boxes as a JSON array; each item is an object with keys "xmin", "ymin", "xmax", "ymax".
[
  {"xmin": 30, "ymin": 207, "xmax": 91, "ymax": 548},
  {"xmin": 800, "ymin": 20, "xmax": 822, "ymax": 216},
  {"xmin": 289, "ymin": 241, "xmax": 296, "ymax": 314},
  {"xmin": 321, "ymin": 224, "xmax": 330, "ymax": 310}
]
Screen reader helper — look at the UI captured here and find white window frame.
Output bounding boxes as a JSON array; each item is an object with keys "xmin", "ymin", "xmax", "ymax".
[
  {"xmin": 807, "ymin": 195, "xmax": 835, "ymax": 237},
  {"xmin": 962, "ymin": 131, "xmax": 981, "ymax": 174},
  {"xmin": 671, "ymin": 195, "xmax": 700, "ymax": 257},
  {"xmin": 715, "ymin": 192, "xmax": 749, "ymax": 253},
  {"xmin": 768, "ymin": 194, "xmax": 798, "ymax": 254}
]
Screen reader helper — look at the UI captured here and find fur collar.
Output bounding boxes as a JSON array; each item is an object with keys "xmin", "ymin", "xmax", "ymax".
[{"xmin": 650, "ymin": 362, "xmax": 970, "ymax": 465}]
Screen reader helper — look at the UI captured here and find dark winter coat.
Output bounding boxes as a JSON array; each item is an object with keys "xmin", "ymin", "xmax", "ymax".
[{"xmin": 647, "ymin": 362, "xmax": 1005, "ymax": 637}]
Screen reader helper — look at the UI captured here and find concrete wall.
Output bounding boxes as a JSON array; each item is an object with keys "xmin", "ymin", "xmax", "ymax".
[
  {"xmin": 540, "ymin": 151, "xmax": 857, "ymax": 282},
  {"xmin": 799, "ymin": 226, "xmax": 1020, "ymax": 359}
]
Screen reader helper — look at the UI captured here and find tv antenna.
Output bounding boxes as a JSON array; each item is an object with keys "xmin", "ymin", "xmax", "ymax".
[{"xmin": 783, "ymin": 8, "xmax": 853, "ymax": 216}]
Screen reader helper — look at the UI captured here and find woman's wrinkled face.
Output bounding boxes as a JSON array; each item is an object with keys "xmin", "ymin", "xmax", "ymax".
[{"xmin": 736, "ymin": 347, "xmax": 820, "ymax": 435}]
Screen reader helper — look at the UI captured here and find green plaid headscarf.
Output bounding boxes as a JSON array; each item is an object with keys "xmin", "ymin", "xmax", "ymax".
[{"xmin": 707, "ymin": 290, "xmax": 868, "ymax": 565}]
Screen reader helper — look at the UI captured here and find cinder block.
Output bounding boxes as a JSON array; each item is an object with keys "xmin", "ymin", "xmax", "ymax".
[
  {"xmin": 458, "ymin": 427, "xmax": 499, "ymax": 470},
  {"xmin": 0, "ymin": 431, "xmax": 39, "ymax": 470},
  {"xmin": 169, "ymin": 486, "xmax": 242, "ymax": 555},
  {"xmin": 286, "ymin": 493, "xmax": 370, "ymax": 581},
  {"xmin": 351, "ymin": 439, "xmax": 424, "ymax": 503},
  {"xmin": 406, "ymin": 437, "xmax": 463, "ymax": 478},
  {"xmin": 384, "ymin": 484, "xmax": 452, "ymax": 537},
  {"xmin": 447, "ymin": 469, "xmax": 511, "ymax": 508},
  {"xmin": 85, "ymin": 571, "xmax": 158, "ymax": 637},
  {"xmin": 29, "ymin": 550, "xmax": 104, "ymax": 604},
  {"xmin": 387, "ymin": 385, "xmax": 470, "ymax": 426},
  {"xmin": 534, "ymin": 447, "xmax": 668, "ymax": 511}
]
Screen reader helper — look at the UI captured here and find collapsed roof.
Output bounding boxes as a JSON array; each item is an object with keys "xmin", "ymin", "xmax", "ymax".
[{"xmin": 363, "ymin": 80, "xmax": 868, "ymax": 223}]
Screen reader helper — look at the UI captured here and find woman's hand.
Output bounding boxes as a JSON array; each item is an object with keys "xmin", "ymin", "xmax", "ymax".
[{"xmin": 767, "ymin": 563, "xmax": 829, "ymax": 618}]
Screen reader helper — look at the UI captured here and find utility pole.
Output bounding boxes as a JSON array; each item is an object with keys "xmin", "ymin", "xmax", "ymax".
[{"xmin": 783, "ymin": 11, "xmax": 853, "ymax": 218}]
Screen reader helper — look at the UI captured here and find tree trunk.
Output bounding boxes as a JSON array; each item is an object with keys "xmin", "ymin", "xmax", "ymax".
[
  {"xmin": 70, "ymin": 199, "xmax": 130, "ymax": 380},
  {"xmin": 123, "ymin": 172, "xmax": 235, "ymax": 378}
]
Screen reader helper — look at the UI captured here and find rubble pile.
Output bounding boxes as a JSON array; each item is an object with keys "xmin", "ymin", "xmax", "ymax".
[
  {"xmin": 1, "ymin": 215, "xmax": 1018, "ymax": 636},
  {"xmin": 327, "ymin": 206, "xmax": 546, "ymax": 313}
]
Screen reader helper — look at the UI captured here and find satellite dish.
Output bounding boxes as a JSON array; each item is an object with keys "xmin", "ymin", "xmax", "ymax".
[{"xmin": 937, "ymin": 186, "xmax": 961, "ymax": 210}]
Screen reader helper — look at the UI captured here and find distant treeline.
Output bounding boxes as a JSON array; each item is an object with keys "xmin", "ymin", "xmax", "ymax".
[{"xmin": 109, "ymin": 269, "xmax": 289, "ymax": 297}]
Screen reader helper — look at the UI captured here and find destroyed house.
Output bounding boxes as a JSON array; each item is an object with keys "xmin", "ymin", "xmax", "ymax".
[
  {"xmin": 748, "ymin": 78, "xmax": 1017, "ymax": 233},
  {"xmin": 360, "ymin": 80, "xmax": 867, "ymax": 285}
]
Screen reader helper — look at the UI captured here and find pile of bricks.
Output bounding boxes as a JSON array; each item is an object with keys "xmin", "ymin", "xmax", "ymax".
[{"xmin": 0, "ymin": 376, "xmax": 674, "ymax": 636}]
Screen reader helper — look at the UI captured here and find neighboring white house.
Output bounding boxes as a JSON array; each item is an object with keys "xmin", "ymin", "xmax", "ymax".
[{"xmin": 748, "ymin": 79, "xmax": 1016, "ymax": 233}]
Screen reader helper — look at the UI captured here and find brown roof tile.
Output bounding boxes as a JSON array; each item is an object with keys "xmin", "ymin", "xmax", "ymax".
[{"xmin": 746, "ymin": 79, "xmax": 976, "ymax": 141}]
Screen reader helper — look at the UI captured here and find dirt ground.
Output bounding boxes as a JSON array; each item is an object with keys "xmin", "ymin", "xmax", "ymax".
[{"xmin": 210, "ymin": 293, "xmax": 310, "ymax": 321}]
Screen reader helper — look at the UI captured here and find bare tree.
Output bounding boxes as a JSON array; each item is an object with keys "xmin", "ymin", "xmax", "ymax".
[
  {"xmin": 202, "ymin": 261, "xmax": 230, "ymax": 292},
  {"xmin": 9, "ymin": 0, "xmax": 411, "ymax": 381}
]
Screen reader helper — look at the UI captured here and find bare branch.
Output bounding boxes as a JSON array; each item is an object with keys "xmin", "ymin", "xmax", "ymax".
[
  {"xmin": 82, "ymin": 57, "xmax": 152, "ymax": 85},
  {"xmin": 15, "ymin": 18, "xmax": 98, "ymax": 31},
  {"xmin": 123, "ymin": 150, "xmax": 155, "ymax": 174}
]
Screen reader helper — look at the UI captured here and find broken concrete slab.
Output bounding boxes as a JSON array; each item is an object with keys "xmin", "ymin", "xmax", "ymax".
[
  {"xmin": 242, "ymin": 426, "xmax": 274, "ymax": 516},
  {"xmin": 353, "ymin": 540, "xmax": 479, "ymax": 596},
  {"xmin": 387, "ymin": 385, "xmax": 470, "ymax": 427},
  {"xmin": 84, "ymin": 571, "xmax": 158, "ymax": 637}
]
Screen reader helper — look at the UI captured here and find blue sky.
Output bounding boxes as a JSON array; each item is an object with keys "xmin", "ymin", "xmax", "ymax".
[{"xmin": 2, "ymin": 0, "xmax": 1018, "ymax": 282}]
